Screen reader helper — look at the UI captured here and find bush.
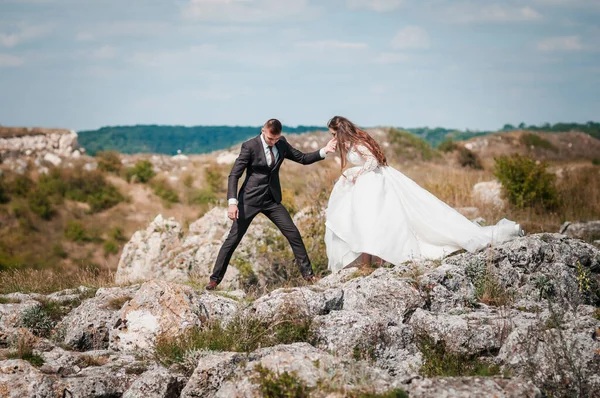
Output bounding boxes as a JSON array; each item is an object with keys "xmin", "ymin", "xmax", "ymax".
[
  {"xmin": 520, "ymin": 133, "xmax": 557, "ymax": 152},
  {"xmin": 10, "ymin": 174, "xmax": 34, "ymax": 197},
  {"xmin": 205, "ymin": 165, "xmax": 224, "ymax": 193},
  {"xmin": 96, "ymin": 151, "xmax": 122, "ymax": 173},
  {"xmin": 52, "ymin": 243, "xmax": 68, "ymax": 259},
  {"xmin": 254, "ymin": 365, "xmax": 311, "ymax": 398},
  {"xmin": 494, "ymin": 154, "xmax": 560, "ymax": 210},
  {"xmin": 437, "ymin": 137, "xmax": 458, "ymax": 152},
  {"xmin": 188, "ymin": 188, "xmax": 217, "ymax": 205},
  {"xmin": 37, "ymin": 167, "xmax": 124, "ymax": 212},
  {"xmin": 126, "ymin": 160, "xmax": 155, "ymax": 183},
  {"xmin": 0, "ymin": 178, "xmax": 9, "ymax": 203},
  {"xmin": 592, "ymin": 158, "xmax": 600, "ymax": 166},
  {"xmin": 110, "ymin": 226, "xmax": 126, "ymax": 241},
  {"xmin": 151, "ymin": 179, "xmax": 179, "ymax": 204},
  {"xmin": 457, "ymin": 147, "xmax": 483, "ymax": 170},
  {"xmin": 27, "ymin": 189, "xmax": 55, "ymax": 219},
  {"xmin": 20, "ymin": 305, "xmax": 54, "ymax": 337},
  {"xmin": 103, "ymin": 240, "xmax": 119, "ymax": 256},
  {"xmin": 418, "ymin": 335, "xmax": 501, "ymax": 377},
  {"xmin": 65, "ymin": 220, "xmax": 89, "ymax": 242},
  {"xmin": 388, "ymin": 128, "xmax": 438, "ymax": 161}
]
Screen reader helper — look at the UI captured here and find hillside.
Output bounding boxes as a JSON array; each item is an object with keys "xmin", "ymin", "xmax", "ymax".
[
  {"xmin": 1, "ymin": 126, "xmax": 599, "ymax": 277},
  {"xmin": 76, "ymin": 122, "xmax": 600, "ymax": 156}
]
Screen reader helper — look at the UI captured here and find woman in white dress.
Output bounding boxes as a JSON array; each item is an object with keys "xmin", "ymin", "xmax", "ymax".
[{"xmin": 324, "ymin": 116, "xmax": 523, "ymax": 272}]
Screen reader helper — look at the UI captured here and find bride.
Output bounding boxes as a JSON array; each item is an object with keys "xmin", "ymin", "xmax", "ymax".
[{"xmin": 324, "ymin": 116, "xmax": 523, "ymax": 272}]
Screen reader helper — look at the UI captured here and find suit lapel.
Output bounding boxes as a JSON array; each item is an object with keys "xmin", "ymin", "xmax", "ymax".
[
  {"xmin": 273, "ymin": 140, "xmax": 285, "ymax": 168},
  {"xmin": 254, "ymin": 135, "xmax": 269, "ymax": 167}
]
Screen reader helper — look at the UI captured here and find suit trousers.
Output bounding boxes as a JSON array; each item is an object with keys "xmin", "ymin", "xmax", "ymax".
[{"xmin": 210, "ymin": 197, "xmax": 314, "ymax": 284}]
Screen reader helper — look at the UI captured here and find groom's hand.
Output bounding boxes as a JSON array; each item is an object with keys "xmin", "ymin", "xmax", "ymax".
[
  {"xmin": 324, "ymin": 138, "xmax": 337, "ymax": 154},
  {"xmin": 228, "ymin": 204, "xmax": 239, "ymax": 221}
]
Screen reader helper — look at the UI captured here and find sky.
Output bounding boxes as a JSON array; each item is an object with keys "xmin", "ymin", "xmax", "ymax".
[{"xmin": 0, "ymin": 0, "xmax": 599, "ymax": 131}]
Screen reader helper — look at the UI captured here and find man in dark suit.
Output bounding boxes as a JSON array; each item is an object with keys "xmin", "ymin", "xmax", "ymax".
[{"xmin": 206, "ymin": 118, "xmax": 337, "ymax": 290}]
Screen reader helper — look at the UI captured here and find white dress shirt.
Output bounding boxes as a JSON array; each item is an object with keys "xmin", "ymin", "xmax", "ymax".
[{"xmin": 228, "ymin": 135, "xmax": 328, "ymax": 205}]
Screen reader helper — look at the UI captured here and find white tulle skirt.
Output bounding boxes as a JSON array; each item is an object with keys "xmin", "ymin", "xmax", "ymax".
[{"xmin": 325, "ymin": 166, "xmax": 521, "ymax": 272}]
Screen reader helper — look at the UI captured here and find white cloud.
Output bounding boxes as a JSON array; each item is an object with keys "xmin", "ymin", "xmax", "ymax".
[
  {"xmin": 0, "ymin": 53, "xmax": 24, "ymax": 67},
  {"xmin": 295, "ymin": 40, "xmax": 368, "ymax": 50},
  {"xmin": 182, "ymin": 0, "xmax": 318, "ymax": 22},
  {"xmin": 0, "ymin": 23, "xmax": 50, "ymax": 48},
  {"xmin": 445, "ymin": 4, "xmax": 543, "ymax": 23},
  {"xmin": 92, "ymin": 45, "xmax": 116, "ymax": 59},
  {"xmin": 391, "ymin": 26, "xmax": 430, "ymax": 50},
  {"xmin": 537, "ymin": 35, "xmax": 584, "ymax": 51},
  {"xmin": 373, "ymin": 52, "xmax": 412, "ymax": 64},
  {"xmin": 346, "ymin": 0, "xmax": 403, "ymax": 12}
]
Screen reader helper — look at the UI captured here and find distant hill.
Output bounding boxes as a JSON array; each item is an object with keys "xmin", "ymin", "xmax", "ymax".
[
  {"xmin": 77, "ymin": 122, "xmax": 600, "ymax": 156},
  {"xmin": 78, "ymin": 125, "xmax": 325, "ymax": 156}
]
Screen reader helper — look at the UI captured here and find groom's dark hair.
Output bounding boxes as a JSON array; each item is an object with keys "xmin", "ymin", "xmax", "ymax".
[{"xmin": 264, "ymin": 118, "xmax": 282, "ymax": 135}]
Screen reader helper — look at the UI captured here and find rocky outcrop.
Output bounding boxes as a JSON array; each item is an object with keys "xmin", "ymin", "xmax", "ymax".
[
  {"xmin": 560, "ymin": 220, "xmax": 600, "ymax": 246},
  {"xmin": 1, "ymin": 233, "xmax": 599, "ymax": 397},
  {"xmin": 115, "ymin": 208, "xmax": 276, "ymax": 288},
  {"xmin": 0, "ymin": 127, "xmax": 79, "ymax": 159},
  {"xmin": 472, "ymin": 180, "xmax": 505, "ymax": 209}
]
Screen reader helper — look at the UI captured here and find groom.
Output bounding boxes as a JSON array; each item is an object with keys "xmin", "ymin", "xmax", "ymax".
[{"xmin": 206, "ymin": 118, "xmax": 336, "ymax": 290}]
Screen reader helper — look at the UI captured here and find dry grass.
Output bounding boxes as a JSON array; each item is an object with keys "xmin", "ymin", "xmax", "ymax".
[{"xmin": 0, "ymin": 267, "xmax": 116, "ymax": 294}]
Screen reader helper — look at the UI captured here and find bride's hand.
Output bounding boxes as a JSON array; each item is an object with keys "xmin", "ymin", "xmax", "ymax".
[{"xmin": 324, "ymin": 138, "xmax": 337, "ymax": 154}]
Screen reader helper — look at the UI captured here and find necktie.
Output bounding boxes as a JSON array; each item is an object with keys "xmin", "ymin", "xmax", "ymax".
[{"xmin": 267, "ymin": 146, "xmax": 275, "ymax": 167}]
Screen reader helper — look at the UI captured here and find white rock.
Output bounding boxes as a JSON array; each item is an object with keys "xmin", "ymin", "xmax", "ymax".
[
  {"xmin": 43, "ymin": 153, "xmax": 62, "ymax": 166},
  {"xmin": 472, "ymin": 180, "xmax": 505, "ymax": 209}
]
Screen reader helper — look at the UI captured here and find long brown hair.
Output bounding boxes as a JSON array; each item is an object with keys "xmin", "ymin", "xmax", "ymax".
[{"xmin": 327, "ymin": 116, "xmax": 387, "ymax": 171}]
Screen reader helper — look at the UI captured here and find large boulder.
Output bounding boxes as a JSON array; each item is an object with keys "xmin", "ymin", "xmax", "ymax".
[
  {"xmin": 115, "ymin": 215, "xmax": 186, "ymax": 284},
  {"xmin": 109, "ymin": 280, "xmax": 237, "ymax": 352},
  {"xmin": 0, "ymin": 360, "xmax": 55, "ymax": 397},
  {"xmin": 59, "ymin": 286, "xmax": 139, "ymax": 350}
]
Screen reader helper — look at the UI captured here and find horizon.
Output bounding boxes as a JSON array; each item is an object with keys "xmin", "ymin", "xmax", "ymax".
[{"xmin": 1, "ymin": 1, "xmax": 599, "ymax": 131}]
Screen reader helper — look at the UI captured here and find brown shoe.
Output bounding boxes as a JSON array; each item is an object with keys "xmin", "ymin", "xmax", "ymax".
[{"xmin": 205, "ymin": 281, "xmax": 218, "ymax": 291}]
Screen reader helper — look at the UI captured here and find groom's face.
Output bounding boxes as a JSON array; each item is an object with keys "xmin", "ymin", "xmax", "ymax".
[{"xmin": 262, "ymin": 128, "xmax": 281, "ymax": 146}]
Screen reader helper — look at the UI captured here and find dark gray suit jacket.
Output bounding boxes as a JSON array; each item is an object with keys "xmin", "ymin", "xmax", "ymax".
[{"xmin": 227, "ymin": 135, "xmax": 323, "ymax": 209}]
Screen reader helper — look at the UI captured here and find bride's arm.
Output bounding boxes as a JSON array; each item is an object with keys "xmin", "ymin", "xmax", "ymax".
[{"xmin": 350, "ymin": 144, "xmax": 378, "ymax": 183}]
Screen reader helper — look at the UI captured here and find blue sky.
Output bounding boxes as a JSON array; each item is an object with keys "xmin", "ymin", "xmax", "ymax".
[{"xmin": 0, "ymin": 0, "xmax": 599, "ymax": 131}]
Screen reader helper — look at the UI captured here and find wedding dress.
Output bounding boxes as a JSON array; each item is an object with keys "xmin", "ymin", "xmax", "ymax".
[{"xmin": 324, "ymin": 144, "xmax": 522, "ymax": 272}]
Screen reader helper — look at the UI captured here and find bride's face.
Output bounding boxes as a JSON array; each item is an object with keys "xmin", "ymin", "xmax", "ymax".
[{"xmin": 329, "ymin": 128, "xmax": 337, "ymax": 140}]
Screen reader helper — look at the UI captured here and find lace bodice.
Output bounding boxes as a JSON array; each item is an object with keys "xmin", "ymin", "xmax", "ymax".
[{"xmin": 344, "ymin": 144, "xmax": 379, "ymax": 181}]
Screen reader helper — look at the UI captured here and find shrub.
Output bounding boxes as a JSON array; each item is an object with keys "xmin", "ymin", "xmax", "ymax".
[
  {"xmin": 592, "ymin": 158, "xmax": 600, "ymax": 166},
  {"xmin": 388, "ymin": 128, "xmax": 438, "ymax": 161},
  {"xmin": 52, "ymin": 243, "xmax": 68, "ymax": 259},
  {"xmin": 437, "ymin": 137, "xmax": 458, "ymax": 152},
  {"xmin": 457, "ymin": 147, "xmax": 483, "ymax": 170},
  {"xmin": 254, "ymin": 365, "xmax": 311, "ymax": 398},
  {"xmin": 0, "ymin": 178, "xmax": 9, "ymax": 203},
  {"xmin": 27, "ymin": 189, "xmax": 55, "ymax": 219},
  {"xmin": 520, "ymin": 133, "xmax": 557, "ymax": 152},
  {"xmin": 205, "ymin": 165, "xmax": 224, "ymax": 194},
  {"xmin": 65, "ymin": 220, "xmax": 89, "ymax": 242},
  {"xmin": 109, "ymin": 226, "xmax": 126, "ymax": 241},
  {"xmin": 151, "ymin": 179, "xmax": 179, "ymax": 204},
  {"xmin": 96, "ymin": 151, "xmax": 123, "ymax": 173},
  {"xmin": 103, "ymin": 240, "xmax": 119, "ymax": 256},
  {"xmin": 10, "ymin": 174, "xmax": 34, "ymax": 197},
  {"xmin": 20, "ymin": 305, "xmax": 54, "ymax": 337},
  {"xmin": 126, "ymin": 160, "xmax": 155, "ymax": 183},
  {"xmin": 417, "ymin": 335, "xmax": 501, "ymax": 377},
  {"xmin": 494, "ymin": 154, "xmax": 560, "ymax": 210},
  {"xmin": 188, "ymin": 188, "xmax": 217, "ymax": 205},
  {"xmin": 37, "ymin": 167, "xmax": 124, "ymax": 212}
]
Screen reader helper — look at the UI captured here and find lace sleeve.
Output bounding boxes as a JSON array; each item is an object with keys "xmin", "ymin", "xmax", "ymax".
[{"xmin": 354, "ymin": 144, "xmax": 378, "ymax": 178}]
